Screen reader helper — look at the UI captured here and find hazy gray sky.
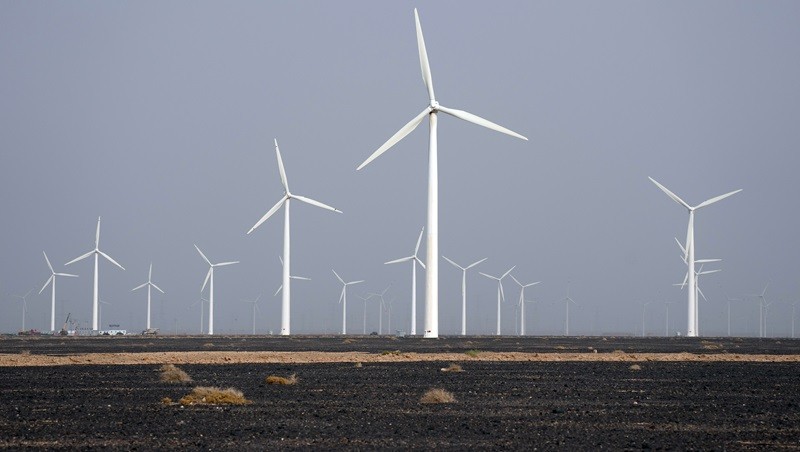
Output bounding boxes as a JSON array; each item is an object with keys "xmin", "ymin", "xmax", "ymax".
[{"xmin": 2, "ymin": 1, "xmax": 799, "ymax": 336}]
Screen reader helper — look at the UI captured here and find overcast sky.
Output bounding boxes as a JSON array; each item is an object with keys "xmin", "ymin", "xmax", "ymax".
[{"xmin": 2, "ymin": 1, "xmax": 799, "ymax": 337}]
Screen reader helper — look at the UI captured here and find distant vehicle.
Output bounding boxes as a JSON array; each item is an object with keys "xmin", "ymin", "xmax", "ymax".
[
  {"xmin": 102, "ymin": 330, "xmax": 127, "ymax": 336},
  {"xmin": 141, "ymin": 328, "xmax": 159, "ymax": 335}
]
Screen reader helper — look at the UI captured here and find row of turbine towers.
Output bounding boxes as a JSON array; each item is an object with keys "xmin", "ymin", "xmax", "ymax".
[{"xmin": 19, "ymin": 8, "xmax": 744, "ymax": 338}]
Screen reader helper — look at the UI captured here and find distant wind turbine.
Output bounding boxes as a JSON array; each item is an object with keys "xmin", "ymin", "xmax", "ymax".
[
  {"xmin": 355, "ymin": 294, "xmax": 370, "ymax": 335},
  {"xmin": 367, "ymin": 286, "xmax": 391, "ymax": 335},
  {"xmin": 333, "ymin": 270, "xmax": 364, "ymax": 335},
  {"xmin": 273, "ymin": 256, "xmax": 311, "ymax": 296},
  {"xmin": 11, "ymin": 289, "xmax": 33, "ymax": 332},
  {"xmin": 357, "ymin": 9, "xmax": 527, "ymax": 339},
  {"xmin": 560, "ymin": 284, "xmax": 577, "ymax": 336},
  {"xmin": 480, "ymin": 266, "xmax": 515, "ymax": 336},
  {"xmin": 189, "ymin": 295, "xmax": 208, "ymax": 334},
  {"xmin": 510, "ymin": 275, "xmax": 540, "ymax": 336},
  {"xmin": 131, "ymin": 263, "xmax": 164, "ymax": 331},
  {"xmin": 650, "ymin": 177, "xmax": 741, "ymax": 337},
  {"xmin": 99, "ymin": 299, "xmax": 110, "ymax": 331},
  {"xmin": 749, "ymin": 284, "xmax": 770, "ymax": 338},
  {"xmin": 385, "ymin": 228, "xmax": 425, "ymax": 335},
  {"xmin": 195, "ymin": 244, "xmax": 238, "ymax": 336},
  {"xmin": 247, "ymin": 139, "xmax": 341, "ymax": 336},
  {"xmin": 242, "ymin": 294, "xmax": 262, "ymax": 335},
  {"xmin": 65, "ymin": 216, "xmax": 125, "ymax": 331},
  {"xmin": 443, "ymin": 256, "xmax": 486, "ymax": 336},
  {"xmin": 39, "ymin": 251, "xmax": 77, "ymax": 332},
  {"xmin": 640, "ymin": 301, "xmax": 652, "ymax": 337}
]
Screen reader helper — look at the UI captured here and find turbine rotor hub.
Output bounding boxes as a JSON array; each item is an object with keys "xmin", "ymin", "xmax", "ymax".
[{"xmin": 430, "ymin": 100, "xmax": 439, "ymax": 110}]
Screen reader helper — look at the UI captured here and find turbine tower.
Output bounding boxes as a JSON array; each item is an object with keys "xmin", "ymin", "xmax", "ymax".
[
  {"xmin": 195, "ymin": 244, "xmax": 238, "ymax": 336},
  {"xmin": 243, "ymin": 294, "xmax": 261, "ymax": 335},
  {"xmin": 65, "ymin": 216, "xmax": 125, "ymax": 331},
  {"xmin": 649, "ymin": 177, "xmax": 741, "ymax": 337},
  {"xmin": 333, "ymin": 270, "xmax": 364, "ymax": 335},
  {"xmin": 11, "ymin": 289, "xmax": 33, "ymax": 332},
  {"xmin": 385, "ymin": 228, "xmax": 425, "ymax": 335},
  {"xmin": 131, "ymin": 263, "xmax": 164, "ymax": 331},
  {"xmin": 510, "ymin": 275, "xmax": 540, "ymax": 336},
  {"xmin": 247, "ymin": 139, "xmax": 341, "ymax": 336},
  {"xmin": 367, "ymin": 287, "xmax": 391, "ymax": 335},
  {"xmin": 357, "ymin": 9, "xmax": 528, "ymax": 338},
  {"xmin": 560, "ymin": 284, "xmax": 577, "ymax": 336},
  {"xmin": 39, "ymin": 251, "xmax": 77, "ymax": 332},
  {"xmin": 479, "ymin": 266, "xmax": 515, "ymax": 335},
  {"xmin": 443, "ymin": 256, "xmax": 487, "ymax": 336}
]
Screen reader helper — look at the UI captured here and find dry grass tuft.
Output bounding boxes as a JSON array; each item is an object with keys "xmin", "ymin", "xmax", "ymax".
[
  {"xmin": 629, "ymin": 364, "xmax": 642, "ymax": 371},
  {"xmin": 420, "ymin": 388, "xmax": 456, "ymax": 404},
  {"xmin": 178, "ymin": 386, "xmax": 250, "ymax": 406},
  {"xmin": 159, "ymin": 364, "xmax": 192, "ymax": 383},
  {"xmin": 354, "ymin": 362, "xmax": 363, "ymax": 368},
  {"xmin": 381, "ymin": 350, "xmax": 401, "ymax": 356},
  {"xmin": 464, "ymin": 349, "xmax": 481, "ymax": 358},
  {"xmin": 266, "ymin": 373, "xmax": 298, "ymax": 385},
  {"xmin": 161, "ymin": 397, "xmax": 173, "ymax": 405},
  {"xmin": 342, "ymin": 338, "xmax": 354, "ymax": 344},
  {"xmin": 440, "ymin": 363, "xmax": 463, "ymax": 373},
  {"xmin": 19, "ymin": 350, "xmax": 31, "ymax": 355}
]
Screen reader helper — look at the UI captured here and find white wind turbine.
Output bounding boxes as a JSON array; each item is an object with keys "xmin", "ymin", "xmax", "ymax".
[
  {"xmin": 355, "ymin": 294, "xmax": 370, "ymax": 334},
  {"xmin": 189, "ymin": 296, "xmax": 207, "ymax": 334},
  {"xmin": 333, "ymin": 270, "xmax": 364, "ymax": 335},
  {"xmin": 12, "ymin": 289, "xmax": 33, "ymax": 332},
  {"xmin": 65, "ymin": 216, "xmax": 125, "ymax": 331},
  {"xmin": 39, "ymin": 251, "xmax": 78, "ymax": 332},
  {"xmin": 247, "ymin": 139, "xmax": 341, "ymax": 336},
  {"xmin": 640, "ymin": 301, "xmax": 652, "ymax": 337},
  {"xmin": 510, "ymin": 275, "xmax": 540, "ymax": 336},
  {"xmin": 357, "ymin": 9, "xmax": 527, "ymax": 339},
  {"xmin": 243, "ymin": 294, "xmax": 261, "ymax": 335},
  {"xmin": 750, "ymin": 284, "xmax": 770, "ymax": 338},
  {"xmin": 131, "ymin": 263, "xmax": 164, "ymax": 331},
  {"xmin": 650, "ymin": 177, "xmax": 741, "ymax": 337},
  {"xmin": 676, "ymin": 263, "xmax": 721, "ymax": 336},
  {"xmin": 98, "ymin": 299, "xmax": 110, "ymax": 330},
  {"xmin": 273, "ymin": 256, "xmax": 311, "ymax": 297},
  {"xmin": 195, "ymin": 244, "xmax": 238, "ymax": 336},
  {"xmin": 367, "ymin": 286, "xmax": 391, "ymax": 335},
  {"xmin": 479, "ymin": 266, "xmax": 515, "ymax": 336},
  {"xmin": 443, "ymin": 256, "xmax": 487, "ymax": 336},
  {"xmin": 560, "ymin": 284, "xmax": 577, "ymax": 336},
  {"xmin": 385, "ymin": 228, "xmax": 425, "ymax": 335}
]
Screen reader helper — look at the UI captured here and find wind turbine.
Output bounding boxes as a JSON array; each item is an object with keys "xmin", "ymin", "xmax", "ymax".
[
  {"xmin": 247, "ymin": 139, "xmax": 341, "ymax": 336},
  {"xmin": 131, "ymin": 263, "xmax": 164, "ymax": 331},
  {"xmin": 39, "ymin": 251, "xmax": 78, "ymax": 332},
  {"xmin": 479, "ymin": 266, "xmax": 515, "ymax": 335},
  {"xmin": 676, "ymin": 264, "xmax": 721, "ymax": 336},
  {"xmin": 11, "ymin": 289, "xmax": 33, "ymax": 332},
  {"xmin": 189, "ymin": 296, "xmax": 207, "ymax": 334},
  {"xmin": 443, "ymin": 256, "xmax": 487, "ymax": 336},
  {"xmin": 640, "ymin": 301, "xmax": 652, "ymax": 337},
  {"xmin": 333, "ymin": 270, "xmax": 364, "ymax": 335},
  {"xmin": 510, "ymin": 275, "xmax": 540, "ymax": 336},
  {"xmin": 195, "ymin": 244, "xmax": 238, "ymax": 336},
  {"xmin": 98, "ymin": 299, "xmax": 110, "ymax": 331},
  {"xmin": 242, "ymin": 294, "xmax": 262, "ymax": 335},
  {"xmin": 355, "ymin": 294, "xmax": 370, "ymax": 334},
  {"xmin": 357, "ymin": 9, "xmax": 528, "ymax": 339},
  {"xmin": 385, "ymin": 228, "xmax": 425, "ymax": 335},
  {"xmin": 65, "ymin": 216, "xmax": 125, "ymax": 331},
  {"xmin": 723, "ymin": 293, "xmax": 739, "ymax": 337},
  {"xmin": 650, "ymin": 177, "xmax": 741, "ymax": 337},
  {"xmin": 560, "ymin": 284, "xmax": 577, "ymax": 336},
  {"xmin": 273, "ymin": 256, "xmax": 311, "ymax": 296},
  {"xmin": 367, "ymin": 286, "xmax": 391, "ymax": 335},
  {"xmin": 750, "ymin": 284, "xmax": 770, "ymax": 338}
]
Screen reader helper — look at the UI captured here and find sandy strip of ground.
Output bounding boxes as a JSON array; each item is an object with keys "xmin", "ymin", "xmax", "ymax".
[{"xmin": 2, "ymin": 351, "xmax": 800, "ymax": 366}]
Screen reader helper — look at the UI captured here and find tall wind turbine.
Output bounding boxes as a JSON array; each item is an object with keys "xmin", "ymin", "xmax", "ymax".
[
  {"xmin": 131, "ymin": 263, "xmax": 164, "ymax": 331},
  {"xmin": 357, "ymin": 9, "xmax": 528, "ymax": 339},
  {"xmin": 195, "ymin": 244, "xmax": 238, "ymax": 336},
  {"xmin": 333, "ymin": 270, "xmax": 364, "ymax": 335},
  {"xmin": 65, "ymin": 216, "xmax": 125, "ymax": 331},
  {"xmin": 510, "ymin": 275, "xmax": 540, "ymax": 336},
  {"xmin": 39, "ymin": 251, "xmax": 77, "ymax": 332},
  {"xmin": 443, "ymin": 256, "xmax": 487, "ymax": 336},
  {"xmin": 676, "ymin": 264, "xmax": 721, "ymax": 336},
  {"xmin": 650, "ymin": 177, "xmax": 741, "ymax": 337},
  {"xmin": 243, "ymin": 294, "xmax": 261, "ymax": 335},
  {"xmin": 480, "ymin": 266, "xmax": 515, "ymax": 335},
  {"xmin": 385, "ymin": 228, "xmax": 425, "ymax": 335},
  {"xmin": 247, "ymin": 139, "xmax": 341, "ymax": 336},
  {"xmin": 11, "ymin": 289, "xmax": 33, "ymax": 332},
  {"xmin": 751, "ymin": 284, "xmax": 770, "ymax": 338}
]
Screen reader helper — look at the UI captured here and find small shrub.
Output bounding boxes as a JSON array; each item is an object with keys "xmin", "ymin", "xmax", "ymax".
[
  {"xmin": 629, "ymin": 364, "xmax": 641, "ymax": 371},
  {"xmin": 420, "ymin": 388, "xmax": 456, "ymax": 404},
  {"xmin": 342, "ymin": 338, "xmax": 354, "ymax": 344},
  {"xmin": 266, "ymin": 374, "xmax": 298, "ymax": 385},
  {"xmin": 440, "ymin": 363, "xmax": 463, "ymax": 373},
  {"xmin": 381, "ymin": 350, "xmax": 401, "ymax": 356},
  {"xmin": 161, "ymin": 397, "xmax": 173, "ymax": 405},
  {"xmin": 354, "ymin": 362, "xmax": 363, "ymax": 368},
  {"xmin": 179, "ymin": 386, "xmax": 250, "ymax": 406},
  {"xmin": 160, "ymin": 364, "xmax": 192, "ymax": 383},
  {"xmin": 464, "ymin": 349, "xmax": 480, "ymax": 358}
]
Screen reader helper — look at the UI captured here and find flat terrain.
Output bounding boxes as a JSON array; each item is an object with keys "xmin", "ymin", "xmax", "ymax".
[{"xmin": 1, "ymin": 336, "xmax": 799, "ymax": 450}]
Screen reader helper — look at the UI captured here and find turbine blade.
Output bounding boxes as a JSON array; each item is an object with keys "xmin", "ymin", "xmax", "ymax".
[
  {"xmin": 501, "ymin": 266, "xmax": 516, "ymax": 279},
  {"xmin": 148, "ymin": 263, "xmax": 152, "ymax": 281},
  {"xmin": 695, "ymin": 189, "xmax": 743, "ymax": 210},
  {"xmin": 415, "ymin": 257, "xmax": 426, "ymax": 270},
  {"xmin": 466, "ymin": 257, "xmax": 488, "ymax": 269},
  {"xmin": 414, "ymin": 8, "xmax": 435, "ymax": 102},
  {"xmin": 215, "ymin": 261, "xmax": 239, "ymax": 267},
  {"xmin": 526, "ymin": 281, "xmax": 542, "ymax": 287},
  {"xmin": 357, "ymin": 107, "xmax": 432, "ymax": 171},
  {"xmin": 201, "ymin": 268, "xmax": 212, "ymax": 293},
  {"xmin": 290, "ymin": 276, "xmax": 311, "ymax": 281},
  {"xmin": 674, "ymin": 237, "xmax": 687, "ymax": 258},
  {"xmin": 65, "ymin": 250, "xmax": 94, "ymax": 266},
  {"xmin": 442, "ymin": 256, "xmax": 463, "ymax": 270},
  {"xmin": 338, "ymin": 287, "xmax": 345, "ymax": 304},
  {"xmin": 695, "ymin": 259, "xmax": 722, "ymax": 264},
  {"xmin": 247, "ymin": 196, "xmax": 288, "ymax": 234},
  {"xmin": 437, "ymin": 105, "xmax": 527, "ymax": 141},
  {"xmin": 348, "ymin": 280, "xmax": 365, "ymax": 285},
  {"xmin": 151, "ymin": 283, "xmax": 165, "ymax": 294},
  {"xmin": 680, "ymin": 272, "xmax": 688, "ymax": 289},
  {"xmin": 648, "ymin": 177, "xmax": 690, "ymax": 209},
  {"xmin": 414, "ymin": 227, "xmax": 425, "ymax": 255},
  {"xmin": 698, "ymin": 286, "xmax": 708, "ymax": 302},
  {"xmin": 332, "ymin": 269, "xmax": 345, "ymax": 284},
  {"xmin": 95, "ymin": 216, "xmax": 101, "ymax": 248},
  {"xmin": 274, "ymin": 285, "xmax": 282, "ymax": 297},
  {"xmin": 98, "ymin": 250, "xmax": 125, "ymax": 270},
  {"xmin": 510, "ymin": 274, "xmax": 522, "ymax": 287},
  {"xmin": 480, "ymin": 272, "xmax": 498, "ymax": 280},
  {"xmin": 698, "ymin": 269, "xmax": 722, "ymax": 276},
  {"xmin": 54, "ymin": 273, "xmax": 78, "ymax": 278},
  {"xmin": 293, "ymin": 194, "xmax": 341, "ymax": 213},
  {"xmin": 39, "ymin": 275, "xmax": 53, "ymax": 294},
  {"xmin": 43, "ymin": 251, "xmax": 54, "ymax": 273},
  {"xmin": 385, "ymin": 256, "xmax": 415, "ymax": 265},
  {"xmin": 131, "ymin": 282, "xmax": 148, "ymax": 292},
  {"xmin": 499, "ymin": 282, "xmax": 506, "ymax": 302},
  {"xmin": 194, "ymin": 244, "xmax": 212, "ymax": 266},
  {"xmin": 274, "ymin": 138, "xmax": 290, "ymax": 193}
]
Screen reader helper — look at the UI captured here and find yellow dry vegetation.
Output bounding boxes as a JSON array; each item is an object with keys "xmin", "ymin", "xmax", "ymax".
[
  {"xmin": 178, "ymin": 386, "xmax": 250, "ymax": 406},
  {"xmin": 420, "ymin": 388, "xmax": 456, "ymax": 404},
  {"xmin": 266, "ymin": 373, "xmax": 298, "ymax": 385},
  {"xmin": 159, "ymin": 364, "xmax": 192, "ymax": 383}
]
